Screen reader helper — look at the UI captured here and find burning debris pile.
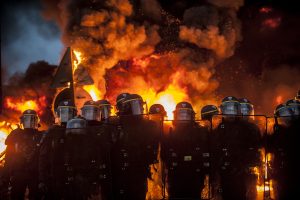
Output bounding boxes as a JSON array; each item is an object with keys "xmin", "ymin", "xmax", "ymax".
[{"xmin": 42, "ymin": 0, "xmax": 243, "ymax": 117}]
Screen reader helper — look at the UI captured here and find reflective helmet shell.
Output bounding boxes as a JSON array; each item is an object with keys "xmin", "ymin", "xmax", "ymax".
[
  {"xmin": 81, "ymin": 100, "xmax": 100, "ymax": 121},
  {"xmin": 174, "ymin": 102, "xmax": 195, "ymax": 121},
  {"xmin": 220, "ymin": 96, "xmax": 240, "ymax": 115},
  {"xmin": 201, "ymin": 105, "xmax": 219, "ymax": 121},
  {"xmin": 286, "ymin": 99, "xmax": 300, "ymax": 116},
  {"xmin": 149, "ymin": 104, "xmax": 167, "ymax": 116},
  {"xmin": 96, "ymin": 99, "xmax": 112, "ymax": 120},
  {"xmin": 239, "ymin": 98, "xmax": 254, "ymax": 116},
  {"xmin": 56, "ymin": 99, "xmax": 77, "ymax": 123},
  {"xmin": 20, "ymin": 109, "xmax": 39, "ymax": 129},
  {"xmin": 116, "ymin": 93, "xmax": 130, "ymax": 111},
  {"xmin": 122, "ymin": 94, "xmax": 144, "ymax": 116}
]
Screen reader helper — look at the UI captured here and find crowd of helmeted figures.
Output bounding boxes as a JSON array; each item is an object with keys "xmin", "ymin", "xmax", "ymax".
[{"xmin": 0, "ymin": 91, "xmax": 299, "ymax": 200}]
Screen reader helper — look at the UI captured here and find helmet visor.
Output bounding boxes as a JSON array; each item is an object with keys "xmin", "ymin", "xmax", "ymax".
[
  {"xmin": 289, "ymin": 104, "xmax": 300, "ymax": 116},
  {"xmin": 22, "ymin": 114, "xmax": 38, "ymax": 129},
  {"xmin": 82, "ymin": 106, "xmax": 100, "ymax": 121},
  {"xmin": 129, "ymin": 99, "xmax": 144, "ymax": 115},
  {"xmin": 58, "ymin": 106, "xmax": 76, "ymax": 123},
  {"xmin": 100, "ymin": 105, "xmax": 111, "ymax": 120},
  {"xmin": 240, "ymin": 103, "xmax": 254, "ymax": 115},
  {"xmin": 221, "ymin": 102, "xmax": 239, "ymax": 115},
  {"xmin": 176, "ymin": 109, "xmax": 193, "ymax": 121}
]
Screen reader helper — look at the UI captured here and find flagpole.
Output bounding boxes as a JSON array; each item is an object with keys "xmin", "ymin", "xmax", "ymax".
[{"xmin": 69, "ymin": 47, "xmax": 76, "ymax": 107}]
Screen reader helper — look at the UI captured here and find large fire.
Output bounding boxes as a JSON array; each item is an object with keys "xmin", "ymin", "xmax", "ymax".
[
  {"xmin": 0, "ymin": 96, "xmax": 48, "ymax": 157},
  {"xmin": 73, "ymin": 50, "xmax": 188, "ymax": 119},
  {"xmin": 4, "ymin": 96, "xmax": 47, "ymax": 116}
]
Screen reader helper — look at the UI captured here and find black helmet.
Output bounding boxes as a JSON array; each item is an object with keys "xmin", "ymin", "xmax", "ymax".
[
  {"xmin": 286, "ymin": 99, "xmax": 300, "ymax": 116},
  {"xmin": 239, "ymin": 98, "xmax": 254, "ymax": 116},
  {"xmin": 274, "ymin": 103, "xmax": 293, "ymax": 126},
  {"xmin": 174, "ymin": 102, "xmax": 195, "ymax": 121},
  {"xmin": 20, "ymin": 109, "xmax": 39, "ymax": 129},
  {"xmin": 274, "ymin": 103, "xmax": 293, "ymax": 117},
  {"xmin": 56, "ymin": 99, "xmax": 77, "ymax": 123},
  {"xmin": 122, "ymin": 94, "xmax": 145, "ymax": 116},
  {"xmin": 66, "ymin": 116, "xmax": 87, "ymax": 135},
  {"xmin": 96, "ymin": 99, "xmax": 112, "ymax": 120},
  {"xmin": 220, "ymin": 96, "xmax": 240, "ymax": 115},
  {"xmin": 201, "ymin": 105, "xmax": 218, "ymax": 121},
  {"xmin": 116, "ymin": 93, "xmax": 130, "ymax": 112},
  {"xmin": 81, "ymin": 100, "xmax": 100, "ymax": 121},
  {"xmin": 149, "ymin": 104, "xmax": 167, "ymax": 116}
]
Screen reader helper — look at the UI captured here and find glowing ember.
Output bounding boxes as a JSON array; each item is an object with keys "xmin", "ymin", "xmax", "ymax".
[
  {"xmin": 275, "ymin": 95, "xmax": 283, "ymax": 105},
  {"xmin": 260, "ymin": 7, "xmax": 273, "ymax": 14},
  {"xmin": 262, "ymin": 17, "xmax": 281, "ymax": 29},
  {"xmin": 83, "ymin": 85, "xmax": 102, "ymax": 101}
]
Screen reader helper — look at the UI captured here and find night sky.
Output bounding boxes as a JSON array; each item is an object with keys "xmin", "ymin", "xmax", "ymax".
[{"xmin": 1, "ymin": 0, "xmax": 62, "ymax": 80}]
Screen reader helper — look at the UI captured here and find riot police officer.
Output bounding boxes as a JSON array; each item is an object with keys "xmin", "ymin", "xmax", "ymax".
[
  {"xmin": 149, "ymin": 103, "xmax": 167, "ymax": 130},
  {"xmin": 115, "ymin": 93, "xmax": 130, "ymax": 116},
  {"xmin": 162, "ymin": 102, "xmax": 209, "ymax": 200},
  {"xmin": 111, "ymin": 94, "xmax": 160, "ymax": 200},
  {"xmin": 38, "ymin": 99, "xmax": 77, "ymax": 199},
  {"xmin": 270, "ymin": 101, "xmax": 300, "ymax": 199},
  {"xmin": 3, "ymin": 109, "xmax": 42, "ymax": 199},
  {"xmin": 216, "ymin": 96, "xmax": 261, "ymax": 200},
  {"xmin": 85, "ymin": 99, "xmax": 114, "ymax": 199}
]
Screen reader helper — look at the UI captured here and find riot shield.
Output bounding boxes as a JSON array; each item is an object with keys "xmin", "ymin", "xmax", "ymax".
[
  {"xmin": 264, "ymin": 115, "xmax": 300, "ymax": 200},
  {"xmin": 161, "ymin": 119, "xmax": 212, "ymax": 200},
  {"xmin": 211, "ymin": 114, "xmax": 267, "ymax": 200}
]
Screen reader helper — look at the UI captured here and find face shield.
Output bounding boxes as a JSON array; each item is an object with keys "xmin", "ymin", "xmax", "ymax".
[
  {"xmin": 276, "ymin": 107, "xmax": 293, "ymax": 127},
  {"xmin": 57, "ymin": 106, "xmax": 76, "ymax": 123},
  {"xmin": 124, "ymin": 99, "xmax": 145, "ymax": 115},
  {"xmin": 66, "ymin": 118, "xmax": 87, "ymax": 135},
  {"xmin": 240, "ymin": 103, "xmax": 254, "ymax": 116},
  {"xmin": 81, "ymin": 105, "xmax": 100, "ymax": 121},
  {"xmin": 175, "ymin": 108, "xmax": 194, "ymax": 121},
  {"xmin": 99, "ymin": 105, "xmax": 112, "ymax": 120},
  {"xmin": 221, "ymin": 101, "xmax": 240, "ymax": 115},
  {"xmin": 21, "ymin": 114, "xmax": 39, "ymax": 129},
  {"xmin": 289, "ymin": 104, "xmax": 300, "ymax": 116}
]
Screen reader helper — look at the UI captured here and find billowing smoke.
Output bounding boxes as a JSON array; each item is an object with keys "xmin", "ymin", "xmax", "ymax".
[
  {"xmin": 1, "ymin": 61, "xmax": 57, "ymax": 127},
  {"xmin": 42, "ymin": 0, "xmax": 244, "ymax": 112}
]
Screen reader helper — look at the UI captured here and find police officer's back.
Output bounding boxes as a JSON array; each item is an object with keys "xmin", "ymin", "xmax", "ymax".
[
  {"xmin": 3, "ymin": 109, "xmax": 42, "ymax": 199},
  {"xmin": 162, "ymin": 102, "xmax": 209, "ymax": 200},
  {"xmin": 38, "ymin": 99, "xmax": 76, "ymax": 199}
]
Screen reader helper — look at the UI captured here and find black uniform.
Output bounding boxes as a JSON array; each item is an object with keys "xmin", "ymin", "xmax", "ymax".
[
  {"xmin": 269, "ymin": 118, "xmax": 300, "ymax": 200},
  {"xmin": 3, "ymin": 128, "xmax": 42, "ymax": 199},
  {"xmin": 161, "ymin": 122, "xmax": 209, "ymax": 200},
  {"xmin": 215, "ymin": 118, "xmax": 261, "ymax": 200},
  {"xmin": 38, "ymin": 124, "xmax": 67, "ymax": 199},
  {"xmin": 111, "ymin": 115, "xmax": 160, "ymax": 200},
  {"xmin": 87, "ymin": 120, "xmax": 114, "ymax": 200}
]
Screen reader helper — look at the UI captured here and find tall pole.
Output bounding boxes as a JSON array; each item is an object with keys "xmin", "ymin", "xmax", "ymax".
[{"xmin": 69, "ymin": 47, "xmax": 76, "ymax": 107}]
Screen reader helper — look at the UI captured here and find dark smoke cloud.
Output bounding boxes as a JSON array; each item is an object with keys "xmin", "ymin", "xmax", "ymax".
[
  {"xmin": 1, "ymin": 61, "xmax": 57, "ymax": 127},
  {"xmin": 215, "ymin": 0, "xmax": 300, "ymax": 115},
  {"xmin": 1, "ymin": 0, "xmax": 62, "ymax": 78}
]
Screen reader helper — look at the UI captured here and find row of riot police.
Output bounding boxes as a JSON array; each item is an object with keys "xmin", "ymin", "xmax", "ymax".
[{"xmin": 1, "ymin": 93, "xmax": 299, "ymax": 200}]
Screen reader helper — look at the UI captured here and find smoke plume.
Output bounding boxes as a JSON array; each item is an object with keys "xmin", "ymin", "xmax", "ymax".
[{"xmin": 42, "ymin": 0, "xmax": 244, "ymax": 112}]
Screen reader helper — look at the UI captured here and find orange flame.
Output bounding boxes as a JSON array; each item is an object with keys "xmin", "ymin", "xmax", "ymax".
[
  {"xmin": 0, "ymin": 121, "xmax": 18, "ymax": 159},
  {"xmin": 275, "ymin": 95, "xmax": 283, "ymax": 105},
  {"xmin": 73, "ymin": 50, "xmax": 83, "ymax": 72},
  {"xmin": 4, "ymin": 96, "xmax": 47, "ymax": 116},
  {"xmin": 83, "ymin": 85, "xmax": 102, "ymax": 101}
]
